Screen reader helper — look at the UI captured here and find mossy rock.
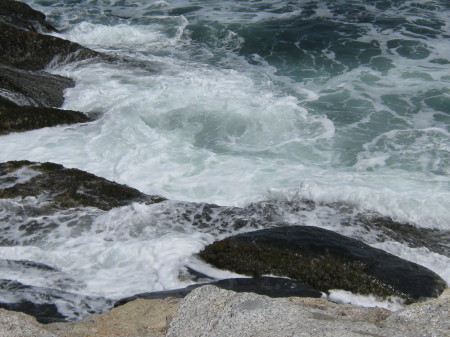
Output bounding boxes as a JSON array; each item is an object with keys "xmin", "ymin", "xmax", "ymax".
[
  {"xmin": 199, "ymin": 226, "xmax": 447, "ymax": 303},
  {"xmin": 0, "ymin": 161, "xmax": 166, "ymax": 210}
]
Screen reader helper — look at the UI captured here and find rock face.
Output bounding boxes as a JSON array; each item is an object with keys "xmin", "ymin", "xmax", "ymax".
[
  {"xmin": 167, "ymin": 286, "xmax": 450, "ymax": 337},
  {"xmin": 199, "ymin": 226, "xmax": 447, "ymax": 303},
  {"xmin": 0, "ymin": 308, "xmax": 57, "ymax": 337},
  {"xmin": 46, "ymin": 298, "xmax": 180, "ymax": 337},
  {"xmin": 0, "ymin": 161, "xmax": 165, "ymax": 211},
  {"xmin": 0, "ymin": 65, "xmax": 75, "ymax": 107},
  {"xmin": 0, "ymin": 1, "xmax": 99, "ymax": 135},
  {"xmin": 0, "ymin": 23, "xmax": 98, "ymax": 71},
  {"xmin": 0, "ymin": 0, "xmax": 57, "ymax": 32},
  {"xmin": 0, "ymin": 97, "xmax": 91, "ymax": 135}
]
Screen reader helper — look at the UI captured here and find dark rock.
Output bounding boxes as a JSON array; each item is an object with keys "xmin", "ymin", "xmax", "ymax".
[
  {"xmin": 0, "ymin": 279, "xmax": 113, "ymax": 323},
  {"xmin": 0, "ymin": 161, "xmax": 166, "ymax": 211},
  {"xmin": 0, "ymin": 65, "xmax": 75, "ymax": 107},
  {"xmin": 0, "ymin": 23, "xmax": 99, "ymax": 71},
  {"xmin": 168, "ymin": 6, "xmax": 203, "ymax": 16},
  {"xmin": 114, "ymin": 277, "xmax": 321, "ymax": 308},
  {"xmin": 0, "ymin": 299, "xmax": 66, "ymax": 324},
  {"xmin": 199, "ymin": 226, "xmax": 447, "ymax": 303},
  {"xmin": 0, "ymin": 0, "xmax": 57, "ymax": 32},
  {"xmin": 354, "ymin": 212, "xmax": 450, "ymax": 257},
  {"xmin": 0, "ymin": 97, "xmax": 91, "ymax": 134},
  {"xmin": 0, "ymin": 259, "xmax": 85, "ymax": 291}
]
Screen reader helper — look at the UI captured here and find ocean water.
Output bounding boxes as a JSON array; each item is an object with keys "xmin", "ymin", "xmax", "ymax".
[{"xmin": 0, "ymin": 0, "xmax": 449, "ymax": 315}]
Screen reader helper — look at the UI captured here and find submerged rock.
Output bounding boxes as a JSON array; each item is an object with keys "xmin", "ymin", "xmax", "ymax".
[
  {"xmin": 0, "ymin": 0, "xmax": 57, "ymax": 33},
  {"xmin": 0, "ymin": 97, "xmax": 91, "ymax": 134},
  {"xmin": 200, "ymin": 226, "xmax": 447, "ymax": 303},
  {"xmin": 0, "ymin": 279, "xmax": 113, "ymax": 323},
  {"xmin": 0, "ymin": 161, "xmax": 166, "ymax": 211}
]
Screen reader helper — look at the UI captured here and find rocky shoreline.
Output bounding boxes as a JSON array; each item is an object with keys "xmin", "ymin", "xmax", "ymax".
[
  {"xmin": 0, "ymin": 1, "xmax": 449, "ymax": 336},
  {"xmin": 1, "ymin": 286, "xmax": 449, "ymax": 337}
]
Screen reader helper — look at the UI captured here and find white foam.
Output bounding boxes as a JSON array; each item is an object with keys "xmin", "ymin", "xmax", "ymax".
[
  {"xmin": 327, "ymin": 290, "xmax": 405, "ymax": 311},
  {"xmin": 0, "ymin": 203, "xmax": 214, "ymax": 298},
  {"xmin": 3, "ymin": 0, "xmax": 450, "ymax": 307}
]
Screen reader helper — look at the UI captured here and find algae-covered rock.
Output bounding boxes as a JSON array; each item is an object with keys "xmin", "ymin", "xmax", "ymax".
[
  {"xmin": 0, "ymin": 0, "xmax": 57, "ymax": 33},
  {"xmin": 0, "ymin": 97, "xmax": 90, "ymax": 135},
  {"xmin": 0, "ymin": 161, "xmax": 165, "ymax": 210},
  {"xmin": 200, "ymin": 226, "xmax": 447, "ymax": 303},
  {"xmin": 0, "ymin": 23, "xmax": 99, "ymax": 71}
]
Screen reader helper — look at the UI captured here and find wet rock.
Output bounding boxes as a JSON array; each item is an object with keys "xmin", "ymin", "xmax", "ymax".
[
  {"xmin": 0, "ymin": 259, "xmax": 86, "ymax": 291},
  {"xmin": 0, "ymin": 65, "xmax": 75, "ymax": 107},
  {"xmin": 0, "ymin": 1, "xmax": 97, "ymax": 134},
  {"xmin": 0, "ymin": 97, "xmax": 91, "ymax": 135},
  {"xmin": 0, "ymin": 0, "xmax": 57, "ymax": 33},
  {"xmin": 0, "ymin": 279, "xmax": 113, "ymax": 323},
  {"xmin": 200, "ymin": 226, "xmax": 447, "ymax": 303},
  {"xmin": 0, "ymin": 23, "xmax": 99, "ymax": 71},
  {"xmin": 0, "ymin": 161, "xmax": 166, "ymax": 211},
  {"xmin": 354, "ymin": 212, "xmax": 450, "ymax": 257},
  {"xmin": 114, "ymin": 277, "xmax": 321, "ymax": 308}
]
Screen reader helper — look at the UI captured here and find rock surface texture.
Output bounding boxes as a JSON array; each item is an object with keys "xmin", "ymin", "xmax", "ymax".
[
  {"xmin": 200, "ymin": 226, "xmax": 447, "ymax": 303},
  {"xmin": 0, "ymin": 161, "xmax": 165, "ymax": 211},
  {"xmin": 1, "ymin": 286, "xmax": 448, "ymax": 337},
  {"xmin": 0, "ymin": 0, "xmax": 98, "ymax": 135},
  {"xmin": 167, "ymin": 286, "xmax": 450, "ymax": 337},
  {"xmin": 0, "ymin": 308, "xmax": 57, "ymax": 337},
  {"xmin": 0, "ymin": 0, "xmax": 57, "ymax": 32},
  {"xmin": 46, "ymin": 298, "xmax": 180, "ymax": 337}
]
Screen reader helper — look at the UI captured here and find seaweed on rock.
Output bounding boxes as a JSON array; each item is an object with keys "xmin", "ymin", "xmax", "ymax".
[{"xmin": 199, "ymin": 226, "xmax": 447, "ymax": 303}]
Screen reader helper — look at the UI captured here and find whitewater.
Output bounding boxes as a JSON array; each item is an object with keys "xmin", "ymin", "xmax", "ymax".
[{"xmin": 0, "ymin": 0, "xmax": 449, "ymax": 313}]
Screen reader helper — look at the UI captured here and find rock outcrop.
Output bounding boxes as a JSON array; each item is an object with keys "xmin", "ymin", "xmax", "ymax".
[
  {"xmin": 166, "ymin": 286, "xmax": 450, "ymax": 337},
  {"xmin": 0, "ymin": 97, "xmax": 91, "ymax": 135},
  {"xmin": 0, "ymin": 23, "xmax": 98, "ymax": 71},
  {"xmin": 0, "ymin": 161, "xmax": 166, "ymax": 211},
  {"xmin": 199, "ymin": 226, "xmax": 447, "ymax": 303},
  {"xmin": 0, "ymin": 0, "xmax": 99, "ymax": 135},
  {"xmin": 1, "ymin": 286, "xmax": 449, "ymax": 337},
  {"xmin": 0, "ymin": 0, "xmax": 57, "ymax": 33},
  {"xmin": 0, "ymin": 308, "xmax": 57, "ymax": 337},
  {"xmin": 0, "ymin": 65, "xmax": 75, "ymax": 107}
]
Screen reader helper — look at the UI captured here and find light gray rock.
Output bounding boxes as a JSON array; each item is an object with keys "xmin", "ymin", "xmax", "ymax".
[
  {"xmin": 167, "ymin": 286, "xmax": 450, "ymax": 337},
  {"xmin": 0, "ymin": 308, "xmax": 57, "ymax": 337},
  {"xmin": 384, "ymin": 288, "xmax": 450, "ymax": 337}
]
